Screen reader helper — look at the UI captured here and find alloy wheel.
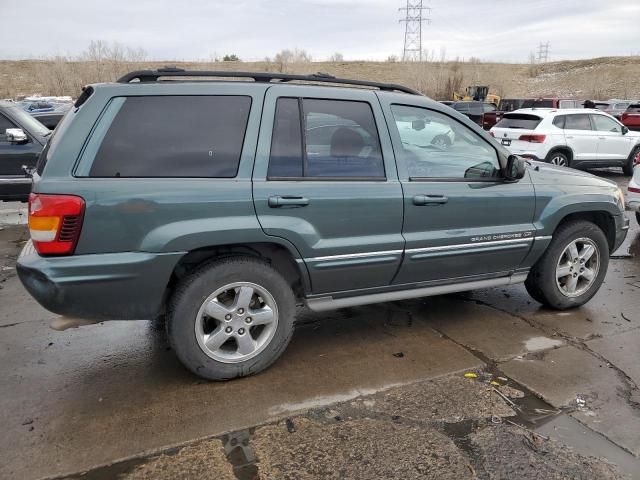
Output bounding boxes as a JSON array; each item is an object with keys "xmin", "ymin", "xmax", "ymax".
[
  {"xmin": 195, "ymin": 282, "xmax": 278, "ymax": 363},
  {"xmin": 555, "ymin": 238, "xmax": 600, "ymax": 297},
  {"xmin": 550, "ymin": 155, "xmax": 568, "ymax": 167}
]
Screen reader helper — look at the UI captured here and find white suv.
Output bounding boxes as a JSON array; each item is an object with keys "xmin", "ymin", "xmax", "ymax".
[{"xmin": 490, "ymin": 108, "xmax": 640, "ymax": 175}]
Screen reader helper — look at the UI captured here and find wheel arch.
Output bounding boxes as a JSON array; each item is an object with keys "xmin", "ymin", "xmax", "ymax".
[
  {"xmin": 545, "ymin": 146, "xmax": 574, "ymax": 163},
  {"xmin": 554, "ymin": 211, "xmax": 617, "ymax": 252},
  {"xmin": 159, "ymin": 241, "xmax": 311, "ymax": 318}
]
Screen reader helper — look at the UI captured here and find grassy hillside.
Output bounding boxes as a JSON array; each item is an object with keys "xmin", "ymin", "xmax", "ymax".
[{"xmin": 2, "ymin": 56, "xmax": 640, "ymax": 101}]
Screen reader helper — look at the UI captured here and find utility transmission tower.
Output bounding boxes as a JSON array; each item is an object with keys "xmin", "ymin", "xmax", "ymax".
[
  {"xmin": 537, "ymin": 41, "xmax": 550, "ymax": 63},
  {"xmin": 399, "ymin": 1, "xmax": 431, "ymax": 62}
]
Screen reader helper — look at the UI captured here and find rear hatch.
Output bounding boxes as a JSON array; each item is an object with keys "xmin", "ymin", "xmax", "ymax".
[{"xmin": 490, "ymin": 113, "xmax": 545, "ymax": 151}]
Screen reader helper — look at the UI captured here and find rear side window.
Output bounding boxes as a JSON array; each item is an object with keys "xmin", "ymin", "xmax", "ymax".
[
  {"xmin": 564, "ymin": 114, "xmax": 592, "ymax": 130},
  {"xmin": 627, "ymin": 104, "xmax": 640, "ymax": 113},
  {"xmin": 268, "ymin": 98, "xmax": 385, "ymax": 179},
  {"xmin": 495, "ymin": 114, "xmax": 542, "ymax": 130},
  {"xmin": 453, "ymin": 103, "xmax": 469, "ymax": 113},
  {"xmin": 482, "ymin": 103, "xmax": 496, "ymax": 113},
  {"xmin": 552, "ymin": 115, "xmax": 566, "ymax": 129},
  {"xmin": 89, "ymin": 96, "xmax": 251, "ymax": 178}
]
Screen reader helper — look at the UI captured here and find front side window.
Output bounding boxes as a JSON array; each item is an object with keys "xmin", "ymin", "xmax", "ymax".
[
  {"xmin": 591, "ymin": 114, "xmax": 622, "ymax": 133},
  {"xmin": 268, "ymin": 98, "xmax": 385, "ymax": 179},
  {"xmin": 564, "ymin": 114, "xmax": 592, "ymax": 131},
  {"xmin": 89, "ymin": 95, "xmax": 252, "ymax": 178},
  {"xmin": 391, "ymin": 104, "xmax": 500, "ymax": 180}
]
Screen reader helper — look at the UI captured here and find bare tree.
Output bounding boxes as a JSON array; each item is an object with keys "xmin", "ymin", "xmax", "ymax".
[
  {"xmin": 272, "ymin": 49, "xmax": 312, "ymax": 72},
  {"xmin": 329, "ymin": 52, "xmax": 344, "ymax": 62}
]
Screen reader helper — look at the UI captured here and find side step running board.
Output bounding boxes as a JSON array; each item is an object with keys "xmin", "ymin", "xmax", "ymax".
[{"xmin": 304, "ymin": 273, "xmax": 528, "ymax": 312}]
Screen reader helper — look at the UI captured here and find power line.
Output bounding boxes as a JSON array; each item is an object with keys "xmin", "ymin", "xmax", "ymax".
[
  {"xmin": 537, "ymin": 41, "xmax": 550, "ymax": 63},
  {"xmin": 399, "ymin": 1, "xmax": 431, "ymax": 62}
]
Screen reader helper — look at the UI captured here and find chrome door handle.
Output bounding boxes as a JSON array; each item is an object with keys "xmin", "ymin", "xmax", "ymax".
[
  {"xmin": 413, "ymin": 194, "xmax": 448, "ymax": 206},
  {"xmin": 566, "ymin": 136, "xmax": 574, "ymax": 139},
  {"xmin": 268, "ymin": 196, "xmax": 309, "ymax": 208},
  {"xmin": 598, "ymin": 137, "xmax": 606, "ymax": 140}
]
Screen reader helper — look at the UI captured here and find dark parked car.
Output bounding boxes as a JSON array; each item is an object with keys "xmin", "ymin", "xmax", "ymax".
[
  {"xmin": 17, "ymin": 68, "xmax": 628, "ymax": 380},
  {"xmin": 0, "ymin": 101, "xmax": 49, "ymax": 201},
  {"xmin": 451, "ymin": 101, "xmax": 495, "ymax": 127},
  {"xmin": 521, "ymin": 98, "xmax": 583, "ymax": 109},
  {"xmin": 483, "ymin": 98, "xmax": 526, "ymax": 130}
]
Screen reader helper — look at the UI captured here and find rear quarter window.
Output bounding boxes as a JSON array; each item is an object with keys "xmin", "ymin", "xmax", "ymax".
[
  {"xmin": 495, "ymin": 114, "xmax": 543, "ymax": 130},
  {"xmin": 88, "ymin": 95, "xmax": 251, "ymax": 178}
]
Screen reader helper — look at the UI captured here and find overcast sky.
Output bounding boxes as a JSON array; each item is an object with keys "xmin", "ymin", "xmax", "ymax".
[{"xmin": 1, "ymin": 0, "xmax": 639, "ymax": 62}]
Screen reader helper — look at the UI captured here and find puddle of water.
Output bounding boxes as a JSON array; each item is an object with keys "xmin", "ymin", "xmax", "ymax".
[{"xmin": 524, "ymin": 336, "xmax": 563, "ymax": 352}]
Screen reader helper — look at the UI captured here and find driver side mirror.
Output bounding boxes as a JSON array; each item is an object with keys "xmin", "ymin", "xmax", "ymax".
[
  {"xmin": 5, "ymin": 128, "xmax": 28, "ymax": 144},
  {"xmin": 504, "ymin": 155, "xmax": 526, "ymax": 182},
  {"xmin": 622, "ymin": 126, "xmax": 629, "ymax": 135}
]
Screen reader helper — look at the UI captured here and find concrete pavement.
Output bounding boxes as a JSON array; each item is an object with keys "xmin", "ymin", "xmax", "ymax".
[{"xmin": 1, "ymin": 170, "xmax": 639, "ymax": 479}]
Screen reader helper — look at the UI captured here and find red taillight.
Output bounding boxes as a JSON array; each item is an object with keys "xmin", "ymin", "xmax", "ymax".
[
  {"xmin": 489, "ymin": 131, "xmax": 495, "ymax": 137},
  {"xmin": 28, "ymin": 193, "xmax": 85, "ymax": 255},
  {"xmin": 629, "ymin": 187, "xmax": 640, "ymax": 193},
  {"xmin": 519, "ymin": 134, "xmax": 546, "ymax": 143}
]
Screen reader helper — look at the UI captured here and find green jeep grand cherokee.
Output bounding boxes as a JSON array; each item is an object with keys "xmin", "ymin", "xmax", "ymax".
[{"xmin": 17, "ymin": 69, "xmax": 629, "ymax": 380}]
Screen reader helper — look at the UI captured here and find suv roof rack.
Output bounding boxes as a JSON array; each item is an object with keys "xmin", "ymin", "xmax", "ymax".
[{"xmin": 116, "ymin": 67, "xmax": 422, "ymax": 95}]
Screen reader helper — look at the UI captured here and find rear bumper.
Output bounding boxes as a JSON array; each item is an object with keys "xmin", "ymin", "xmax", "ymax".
[{"xmin": 17, "ymin": 242, "xmax": 184, "ymax": 320}]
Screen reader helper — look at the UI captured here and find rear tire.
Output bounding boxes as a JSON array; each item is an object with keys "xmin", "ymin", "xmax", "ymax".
[
  {"xmin": 623, "ymin": 147, "xmax": 640, "ymax": 176},
  {"xmin": 168, "ymin": 256, "xmax": 296, "ymax": 380},
  {"xmin": 546, "ymin": 151, "xmax": 569, "ymax": 167},
  {"xmin": 525, "ymin": 221, "xmax": 609, "ymax": 310}
]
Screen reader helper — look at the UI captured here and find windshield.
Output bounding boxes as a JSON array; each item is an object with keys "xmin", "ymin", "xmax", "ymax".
[{"xmin": 6, "ymin": 104, "xmax": 51, "ymax": 138}]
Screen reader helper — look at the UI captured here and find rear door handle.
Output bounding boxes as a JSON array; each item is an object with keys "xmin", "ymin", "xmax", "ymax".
[
  {"xmin": 413, "ymin": 194, "xmax": 448, "ymax": 206},
  {"xmin": 566, "ymin": 135, "xmax": 574, "ymax": 139},
  {"xmin": 268, "ymin": 195, "xmax": 309, "ymax": 208}
]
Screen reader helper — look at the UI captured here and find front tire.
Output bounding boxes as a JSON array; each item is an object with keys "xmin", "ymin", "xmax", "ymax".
[
  {"xmin": 525, "ymin": 221, "xmax": 609, "ymax": 310},
  {"xmin": 168, "ymin": 256, "xmax": 296, "ymax": 380}
]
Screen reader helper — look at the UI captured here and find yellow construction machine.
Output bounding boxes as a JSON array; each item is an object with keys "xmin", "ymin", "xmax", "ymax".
[{"xmin": 453, "ymin": 86, "xmax": 500, "ymax": 106}]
